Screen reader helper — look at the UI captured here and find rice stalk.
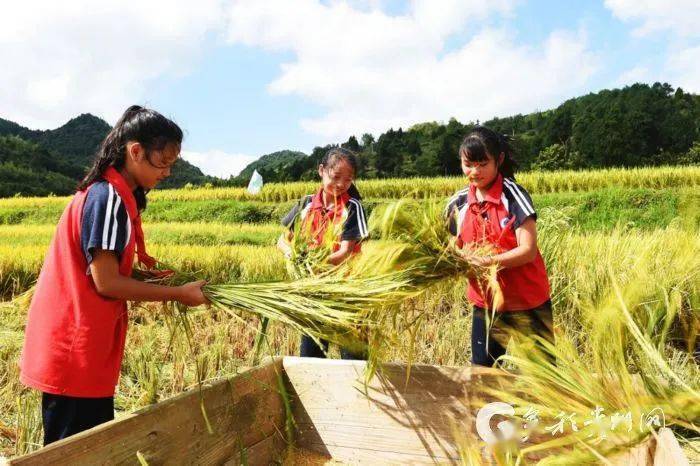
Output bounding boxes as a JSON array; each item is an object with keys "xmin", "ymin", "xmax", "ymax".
[{"xmin": 464, "ymin": 269, "xmax": 700, "ymax": 464}]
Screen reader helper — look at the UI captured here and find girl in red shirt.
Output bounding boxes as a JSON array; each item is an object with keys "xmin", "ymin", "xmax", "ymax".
[
  {"xmin": 20, "ymin": 106, "xmax": 208, "ymax": 445},
  {"xmin": 277, "ymin": 148, "xmax": 369, "ymax": 359},
  {"xmin": 445, "ymin": 126, "xmax": 554, "ymax": 367}
]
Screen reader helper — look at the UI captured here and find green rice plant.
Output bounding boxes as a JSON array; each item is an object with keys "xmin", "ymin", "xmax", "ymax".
[
  {"xmin": 451, "ymin": 217, "xmax": 700, "ymax": 463},
  {"xmin": 136, "ymin": 200, "xmax": 499, "ymax": 384},
  {"xmin": 205, "ymin": 271, "xmax": 418, "ymax": 348},
  {"xmin": 2, "ymin": 183, "xmax": 698, "ymax": 459},
  {"xmin": 283, "ymin": 212, "xmax": 340, "ymax": 280},
  {"xmin": 144, "ymin": 166, "xmax": 697, "ymax": 202},
  {"xmin": 0, "ymin": 245, "xmax": 44, "ymax": 298},
  {"xmin": 467, "ymin": 272, "xmax": 700, "ymax": 464}
]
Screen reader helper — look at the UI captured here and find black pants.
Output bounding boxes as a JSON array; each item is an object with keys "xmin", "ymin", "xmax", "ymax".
[
  {"xmin": 471, "ymin": 300, "xmax": 554, "ymax": 367},
  {"xmin": 299, "ymin": 335, "xmax": 366, "ymax": 360},
  {"xmin": 42, "ymin": 393, "xmax": 114, "ymax": 445}
]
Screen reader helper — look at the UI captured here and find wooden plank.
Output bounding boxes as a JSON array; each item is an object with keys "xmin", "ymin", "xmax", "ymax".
[
  {"xmin": 223, "ymin": 431, "xmax": 287, "ymax": 466},
  {"xmin": 610, "ymin": 440, "xmax": 654, "ymax": 466},
  {"xmin": 10, "ymin": 358, "xmax": 288, "ymax": 466},
  {"xmin": 283, "ymin": 357, "xmax": 510, "ymax": 465},
  {"xmin": 299, "ymin": 443, "xmax": 464, "ymax": 465},
  {"xmin": 607, "ymin": 428, "xmax": 691, "ymax": 466},
  {"xmin": 653, "ymin": 428, "xmax": 690, "ymax": 466}
]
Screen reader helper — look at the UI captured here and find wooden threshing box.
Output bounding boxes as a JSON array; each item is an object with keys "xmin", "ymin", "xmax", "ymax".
[{"xmin": 8, "ymin": 357, "xmax": 689, "ymax": 465}]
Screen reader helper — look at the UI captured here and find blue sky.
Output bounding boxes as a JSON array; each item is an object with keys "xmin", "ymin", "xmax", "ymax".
[{"xmin": 1, "ymin": 0, "xmax": 698, "ymax": 178}]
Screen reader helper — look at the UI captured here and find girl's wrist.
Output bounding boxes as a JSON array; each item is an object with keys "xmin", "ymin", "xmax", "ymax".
[{"xmin": 171, "ymin": 285, "xmax": 185, "ymax": 302}]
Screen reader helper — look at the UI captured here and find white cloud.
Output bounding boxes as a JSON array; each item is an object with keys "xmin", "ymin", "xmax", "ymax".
[
  {"xmin": 605, "ymin": 0, "xmax": 700, "ymax": 93},
  {"xmin": 0, "ymin": 0, "xmax": 227, "ymax": 129},
  {"xmin": 614, "ymin": 65, "xmax": 653, "ymax": 87},
  {"xmin": 225, "ymin": 0, "xmax": 596, "ymax": 141},
  {"xmin": 181, "ymin": 149, "xmax": 257, "ymax": 178},
  {"xmin": 604, "ymin": 0, "xmax": 700, "ymax": 38},
  {"xmin": 667, "ymin": 45, "xmax": 700, "ymax": 93}
]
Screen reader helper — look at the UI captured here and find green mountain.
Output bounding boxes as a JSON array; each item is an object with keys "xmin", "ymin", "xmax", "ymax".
[
  {"xmin": 230, "ymin": 150, "xmax": 309, "ymax": 186},
  {"xmin": 0, "ymin": 114, "xmax": 213, "ymax": 196}
]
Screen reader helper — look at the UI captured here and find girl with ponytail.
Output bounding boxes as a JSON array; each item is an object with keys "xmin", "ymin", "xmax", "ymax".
[
  {"xmin": 277, "ymin": 146, "xmax": 369, "ymax": 360},
  {"xmin": 445, "ymin": 126, "xmax": 553, "ymax": 367},
  {"xmin": 21, "ymin": 106, "xmax": 208, "ymax": 445}
]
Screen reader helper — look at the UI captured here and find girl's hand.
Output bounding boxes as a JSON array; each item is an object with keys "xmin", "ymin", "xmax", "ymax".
[
  {"xmin": 177, "ymin": 280, "xmax": 209, "ymax": 306},
  {"xmin": 466, "ymin": 254, "xmax": 493, "ymax": 267},
  {"xmin": 457, "ymin": 249, "xmax": 493, "ymax": 267},
  {"xmin": 450, "ymin": 238, "xmax": 495, "ymax": 268}
]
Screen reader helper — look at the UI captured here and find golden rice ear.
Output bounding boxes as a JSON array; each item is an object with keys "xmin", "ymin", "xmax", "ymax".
[{"xmin": 487, "ymin": 266, "xmax": 504, "ymax": 311}]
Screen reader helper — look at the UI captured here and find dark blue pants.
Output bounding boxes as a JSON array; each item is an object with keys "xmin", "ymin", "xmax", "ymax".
[
  {"xmin": 42, "ymin": 392, "xmax": 114, "ymax": 445},
  {"xmin": 471, "ymin": 300, "xmax": 554, "ymax": 367},
  {"xmin": 299, "ymin": 335, "xmax": 366, "ymax": 360}
]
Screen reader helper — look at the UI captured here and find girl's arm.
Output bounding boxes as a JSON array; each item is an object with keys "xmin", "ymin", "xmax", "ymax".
[
  {"xmin": 327, "ymin": 240, "xmax": 357, "ymax": 266},
  {"xmin": 90, "ymin": 250, "xmax": 208, "ymax": 306},
  {"xmin": 467, "ymin": 217, "xmax": 539, "ymax": 269}
]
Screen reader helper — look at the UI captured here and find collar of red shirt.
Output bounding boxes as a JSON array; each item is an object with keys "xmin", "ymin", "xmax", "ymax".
[
  {"xmin": 467, "ymin": 174, "xmax": 503, "ymax": 206},
  {"xmin": 309, "ymin": 187, "xmax": 350, "ymax": 214}
]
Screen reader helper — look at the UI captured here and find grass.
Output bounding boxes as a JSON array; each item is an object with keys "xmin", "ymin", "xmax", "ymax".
[{"xmin": 1, "ymin": 188, "xmax": 695, "ymax": 233}]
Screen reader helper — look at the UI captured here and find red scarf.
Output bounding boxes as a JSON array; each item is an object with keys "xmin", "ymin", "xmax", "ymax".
[
  {"xmin": 461, "ymin": 174, "xmax": 514, "ymax": 252},
  {"xmin": 102, "ymin": 167, "xmax": 157, "ymax": 269},
  {"xmin": 304, "ymin": 188, "xmax": 351, "ymax": 247}
]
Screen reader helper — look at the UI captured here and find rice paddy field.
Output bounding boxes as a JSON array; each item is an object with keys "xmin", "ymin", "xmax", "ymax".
[{"xmin": 0, "ymin": 165, "xmax": 699, "ymax": 463}]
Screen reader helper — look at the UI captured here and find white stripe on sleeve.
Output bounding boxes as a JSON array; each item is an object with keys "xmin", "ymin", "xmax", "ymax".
[
  {"xmin": 503, "ymin": 179, "xmax": 534, "ymax": 216},
  {"xmin": 109, "ymin": 194, "xmax": 122, "ymax": 250},
  {"xmin": 349, "ymin": 199, "xmax": 368, "ymax": 238},
  {"xmin": 102, "ymin": 185, "xmax": 115, "ymax": 249}
]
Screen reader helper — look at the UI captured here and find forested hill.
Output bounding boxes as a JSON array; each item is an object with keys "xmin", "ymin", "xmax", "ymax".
[
  {"xmin": 0, "ymin": 114, "xmax": 213, "ymax": 197},
  {"xmin": 228, "ymin": 82, "xmax": 700, "ymax": 186}
]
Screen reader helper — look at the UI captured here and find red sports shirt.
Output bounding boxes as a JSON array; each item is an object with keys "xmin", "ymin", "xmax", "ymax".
[
  {"xmin": 282, "ymin": 188, "xmax": 369, "ymax": 253},
  {"xmin": 445, "ymin": 175, "xmax": 550, "ymax": 311}
]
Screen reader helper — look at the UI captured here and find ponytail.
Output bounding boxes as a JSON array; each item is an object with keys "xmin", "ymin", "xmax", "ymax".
[{"xmin": 77, "ymin": 105, "xmax": 183, "ymax": 204}]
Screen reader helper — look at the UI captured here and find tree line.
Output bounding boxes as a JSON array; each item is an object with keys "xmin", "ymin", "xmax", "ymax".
[{"xmin": 228, "ymin": 82, "xmax": 700, "ymax": 186}]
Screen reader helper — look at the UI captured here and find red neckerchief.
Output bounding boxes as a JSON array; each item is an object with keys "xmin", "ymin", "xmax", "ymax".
[
  {"xmin": 304, "ymin": 187, "xmax": 351, "ymax": 246},
  {"xmin": 462, "ymin": 174, "xmax": 511, "ymax": 249},
  {"xmin": 101, "ymin": 167, "xmax": 157, "ymax": 269}
]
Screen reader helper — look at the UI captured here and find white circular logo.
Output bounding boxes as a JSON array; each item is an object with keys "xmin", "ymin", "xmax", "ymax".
[{"xmin": 476, "ymin": 402, "xmax": 516, "ymax": 445}]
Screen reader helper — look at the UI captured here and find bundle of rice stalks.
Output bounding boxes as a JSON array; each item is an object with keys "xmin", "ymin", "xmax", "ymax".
[
  {"xmin": 284, "ymin": 213, "xmax": 340, "ymax": 279},
  {"xmin": 133, "ymin": 200, "xmax": 499, "ymax": 374},
  {"xmin": 207, "ymin": 270, "xmax": 421, "ymax": 355},
  {"xmin": 362, "ymin": 199, "xmax": 501, "ymax": 304},
  {"xmin": 461, "ymin": 271, "xmax": 700, "ymax": 464}
]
